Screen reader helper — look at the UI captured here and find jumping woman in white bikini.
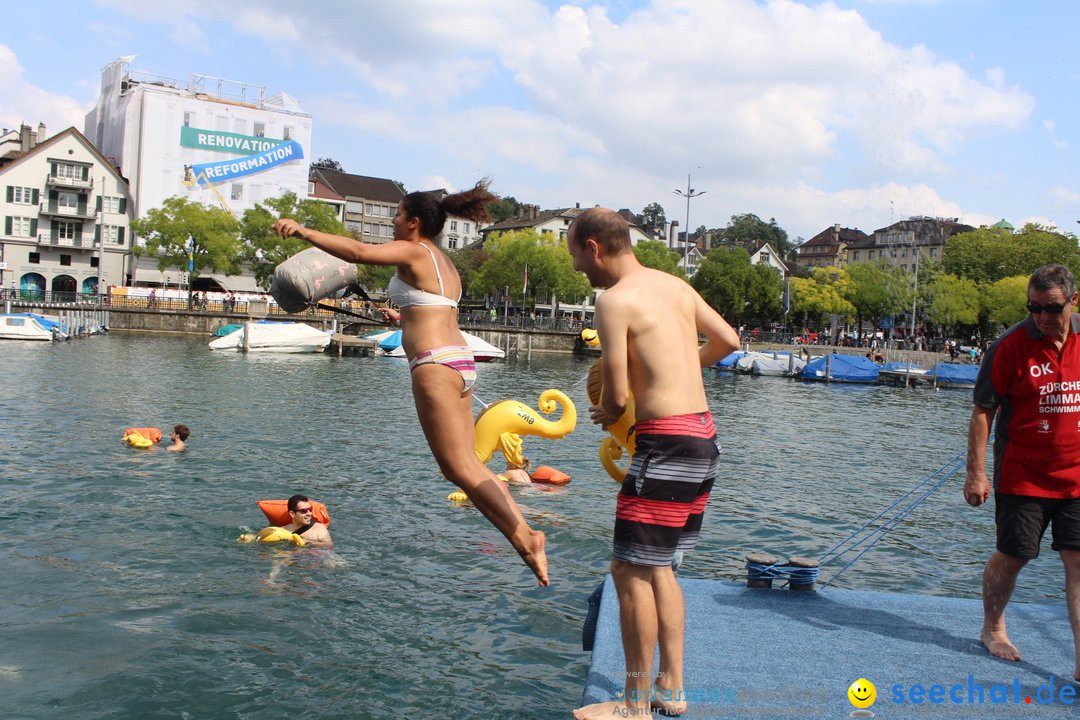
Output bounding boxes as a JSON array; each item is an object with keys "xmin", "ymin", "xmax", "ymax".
[{"xmin": 273, "ymin": 180, "xmax": 549, "ymax": 586}]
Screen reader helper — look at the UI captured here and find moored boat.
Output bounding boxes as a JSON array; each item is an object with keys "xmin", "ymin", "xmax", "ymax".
[
  {"xmin": 924, "ymin": 361, "xmax": 979, "ymax": 389},
  {"xmin": 734, "ymin": 351, "xmax": 807, "ymax": 377},
  {"xmin": 0, "ymin": 313, "xmax": 65, "ymax": 341},
  {"xmin": 878, "ymin": 361, "xmax": 928, "ymax": 387},
  {"xmin": 208, "ymin": 322, "xmax": 332, "ymax": 353},
  {"xmin": 801, "ymin": 353, "xmax": 880, "ymax": 383}
]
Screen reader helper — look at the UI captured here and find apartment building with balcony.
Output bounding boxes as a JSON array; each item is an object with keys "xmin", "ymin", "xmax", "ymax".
[{"xmin": 0, "ymin": 125, "xmax": 133, "ymax": 297}]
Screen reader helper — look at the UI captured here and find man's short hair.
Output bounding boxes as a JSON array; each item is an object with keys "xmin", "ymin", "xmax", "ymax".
[
  {"xmin": 1029, "ymin": 264, "xmax": 1076, "ymax": 299},
  {"xmin": 287, "ymin": 494, "xmax": 309, "ymax": 512},
  {"xmin": 173, "ymin": 424, "xmax": 190, "ymax": 441},
  {"xmin": 569, "ymin": 207, "xmax": 631, "ymax": 253}
]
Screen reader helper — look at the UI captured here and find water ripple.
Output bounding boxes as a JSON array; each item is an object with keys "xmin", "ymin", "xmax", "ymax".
[{"xmin": 0, "ymin": 336, "xmax": 1057, "ymax": 718}]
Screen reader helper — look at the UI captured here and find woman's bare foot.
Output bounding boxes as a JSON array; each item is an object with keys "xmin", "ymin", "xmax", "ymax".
[
  {"xmin": 652, "ymin": 685, "xmax": 687, "ymax": 716},
  {"xmin": 981, "ymin": 628, "xmax": 1021, "ymax": 661},
  {"xmin": 573, "ymin": 701, "xmax": 651, "ymax": 719},
  {"xmin": 524, "ymin": 530, "xmax": 549, "ymax": 586}
]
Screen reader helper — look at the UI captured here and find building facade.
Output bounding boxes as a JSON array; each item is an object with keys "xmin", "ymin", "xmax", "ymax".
[
  {"xmin": 84, "ymin": 56, "xmax": 312, "ymax": 286},
  {"xmin": 795, "ymin": 224, "xmax": 869, "ymax": 270},
  {"xmin": 0, "ymin": 126, "xmax": 134, "ymax": 297},
  {"xmin": 480, "ymin": 205, "xmax": 652, "ymax": 248},
  {"xmin": 311, "ymin": 169, "xmax": 404, "ymax": 245},
  {"xmin": 848, "ymin": 217, "xmax": 975, "ymax": 273}
]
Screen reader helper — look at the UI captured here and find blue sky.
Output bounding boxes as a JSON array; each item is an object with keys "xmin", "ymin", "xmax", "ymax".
[{"xmin": 3, "ymin": 0, "xmax": 1078, "ymax": 243}]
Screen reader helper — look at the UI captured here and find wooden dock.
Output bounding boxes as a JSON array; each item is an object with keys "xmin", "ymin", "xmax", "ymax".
[{"xmin": 329, "ymin": 333, "xmax": 376, "ymax": 357}]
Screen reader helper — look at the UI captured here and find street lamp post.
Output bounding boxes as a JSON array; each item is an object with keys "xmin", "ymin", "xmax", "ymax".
[{"xmin": 673, "ymin": 174, "xmax": 706, "ymax": 275}]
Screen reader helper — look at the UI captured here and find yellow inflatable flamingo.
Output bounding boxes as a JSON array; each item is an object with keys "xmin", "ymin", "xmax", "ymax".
[
  {"xmin": 449, "ymin": 390, "xmax": 578, "ymax": 503},
  {"xmin": 586, "ymin": 359, "xmax": 637, "ymax": 484},
  {"xmin": 473, "ymin": 389, "xmax": 577, "ymax": 466}
]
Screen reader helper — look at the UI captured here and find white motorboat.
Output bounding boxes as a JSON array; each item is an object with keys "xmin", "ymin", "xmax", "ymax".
[
  {"xmin": 0, "ymin": 313, "xmax": 64, "ymax": 341},
  {"xmin": 208, "ymin": 321, "xmax": 331, "ymax": 353}
]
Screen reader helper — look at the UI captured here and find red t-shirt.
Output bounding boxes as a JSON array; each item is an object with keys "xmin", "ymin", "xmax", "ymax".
[{"xmin": 974, "ymin": 316, "xmax": 1080, "ymax": 498}]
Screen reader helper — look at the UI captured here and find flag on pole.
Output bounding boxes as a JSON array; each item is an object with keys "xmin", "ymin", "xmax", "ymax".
[{"xmin": 522, "ymin": 263, "xmax": 528, "ymax": 295}]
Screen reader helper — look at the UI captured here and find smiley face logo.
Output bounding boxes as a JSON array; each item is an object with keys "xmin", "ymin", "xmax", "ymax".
[{"xmin": 848, "ymin": 678, "xmax": 876, "ymax": 709}]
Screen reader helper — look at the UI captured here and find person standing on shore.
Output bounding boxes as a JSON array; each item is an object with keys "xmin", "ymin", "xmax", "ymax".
[
  {"xmin": 272, "ymin": 180, "xmax": 548, "ymax": 586},
  {"xmin": 568, "ymin": 208, "xmax": 739, "ymax": 719},
  {"xmin": 964, "ymin": 263, "xmax": 1080, "ymax": 679}
]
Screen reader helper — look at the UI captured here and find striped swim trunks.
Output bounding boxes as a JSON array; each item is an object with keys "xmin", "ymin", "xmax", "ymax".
[
  {"xmin": 613, "ymin": 411, "xmax": 720, "ymax": 567},
  {"xmin": 409, "ymin": 345, "xmax": 477, "ymax": 396}
]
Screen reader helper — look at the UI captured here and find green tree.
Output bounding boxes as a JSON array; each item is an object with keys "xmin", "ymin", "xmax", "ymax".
[
  {"xmin": 744, "ymin": 263, "xmax": 784, "ymax": 326},
  {"xmin": 131, "ymin": 196, "xmax": 243, "ymax": 303},
  {"xmin": 237, "ymin": 192, "xmax": 351, "ymax": 289},
  {"xmin": 356, "ymin": 264, "xmax": 396, "ymax": 292},
  {"xmin": 984, "ymin": 275, "xmax": 1029, "ymax": 331},
  {"xmin": 489, "ymin": 196, "xmax": 528, "ymax": 224},
  {"xmin": 846, "ymin": 263, "xmax": 910, "ymax": 339},
  {"xmin": 473, "ymin": 229, "xmax": 591, "ymax": 305},
  {"xmin": 633, "ymin": 240, "xmax": 686, "ymax": 278},
  {"xmin": 309, "ymin": 157, "xmax": 344, "ymax": 173},
  {"xmin": 925, "ymin": 274, "xmax": 980, "ymax": 336},
  {"xmin": 449, "ymin": 245, "xmax": 490, "ymax": 297},
  {"xmin": 692, "ymin": 247, "xmax": 753, "ymax": 324},
  {"xmin": 713, "ymin": 213, "xmax": 793, "ymax": 259},
  {"xmin": 789, "ymin": 266, "xmax": 855, "ymax": 325},
  {"xmin": 640, "ymin": 203, "xmax": 666, "ymax": 231},
  {"xmin": 944, "ymin": 224, "xmax": 1080, "ymax": 284}
]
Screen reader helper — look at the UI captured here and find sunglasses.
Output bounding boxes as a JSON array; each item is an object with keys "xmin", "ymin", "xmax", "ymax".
[
  {"xmin": 1026, "ymin": 301, "xmax": 1069, "ymax": 315},
  {"xmin": 292, "ymin": 507, "xmax": 313, "ymax": 514}
]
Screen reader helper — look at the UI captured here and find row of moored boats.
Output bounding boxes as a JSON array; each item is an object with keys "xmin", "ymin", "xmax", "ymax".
[
  {"xmin": 715, "ymin": 350, "xmax": 979, "ymax": 388},
  {"xmin": 207, "ymin": 321, "xmax": 505, "ymax": 360}
]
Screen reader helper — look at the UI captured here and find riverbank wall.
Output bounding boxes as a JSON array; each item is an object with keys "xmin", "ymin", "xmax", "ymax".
[
  {"xmin": 50, "ymin": 304, "xmax": 586, "ymax": 354},
  {"xmin": 9, "ymin": 300, "xmax": 965, "ymax": 365}
]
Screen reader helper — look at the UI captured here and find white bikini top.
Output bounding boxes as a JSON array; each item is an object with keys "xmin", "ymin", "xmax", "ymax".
[{"xmin": 386, "ymin": 242, "xmax": 459, "ymax": 309}]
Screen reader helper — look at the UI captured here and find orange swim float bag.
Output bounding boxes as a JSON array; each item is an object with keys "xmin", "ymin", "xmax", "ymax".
[
  {"xmin": 123, "ymin": 427, "xmax": 163, "ymax": 444},
  {"xmin": 256, "ymin": 499, "xmax": 331, "ymax": 527},
  {"xmin": 531, "ymin": 466, "xmax": 571, "ymax": 485}
]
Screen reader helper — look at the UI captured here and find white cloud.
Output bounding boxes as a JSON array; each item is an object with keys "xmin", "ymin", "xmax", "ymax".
[
  {"xmin": 88, "ymin": 0, "xmax": 1046, "ymax": 238},
  {"xmin": 1051, "ymin": 185, "xmax": 1080, "ymax": 206},
  {"xmin": 0, "ymin": 45, "xmax": 90, "ymax": 134},
  {"xmin": 1045, "ymin": 119, "xmax": 1068, "ymax": 151}
]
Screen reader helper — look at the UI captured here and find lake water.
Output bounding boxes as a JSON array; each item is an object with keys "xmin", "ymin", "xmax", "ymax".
[{"xmin": 0, "ymin": 335, "xmax": 1067, "ymax": 719}]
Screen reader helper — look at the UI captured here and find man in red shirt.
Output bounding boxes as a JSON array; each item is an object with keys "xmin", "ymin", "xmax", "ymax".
[{"xmin": 965, "ymin": 264, "xmax": 1080, "ymax": 678}]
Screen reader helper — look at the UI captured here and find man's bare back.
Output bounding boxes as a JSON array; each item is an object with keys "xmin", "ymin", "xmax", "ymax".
[{"xmin": 595, "ymin": 266, "xmax": 738, "ymax": 422}]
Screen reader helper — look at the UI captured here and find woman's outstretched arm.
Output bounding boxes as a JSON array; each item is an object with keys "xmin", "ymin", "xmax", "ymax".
[{"xmin": 272, "ymin": 218, "xmax": 411, "ymax": 266}]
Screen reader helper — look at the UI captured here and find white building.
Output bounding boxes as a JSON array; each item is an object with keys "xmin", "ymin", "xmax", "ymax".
[
  {"xmin": 84, "ymin": 56, "xmax": 312, "ymax": 287},
  {"xmin": 749, "ymin": 242, "xmax": 791, "ymax": 277},
  {"xmin": 0, "ymin": 126, "xmax": 134, "ymax": 297}
]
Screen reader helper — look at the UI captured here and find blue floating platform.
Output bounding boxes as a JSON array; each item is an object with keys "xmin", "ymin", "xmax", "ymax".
[{"xmin": 581, "ymin": 576, "xmax": 1078, "ymax": 717}]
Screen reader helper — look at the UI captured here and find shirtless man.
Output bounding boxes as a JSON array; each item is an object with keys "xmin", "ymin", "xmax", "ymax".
[
  {"xmin": 165, "ymin": 424, "xmax": 189, "ymax": 452},
  {"xmin": 568, "ymin": 208, "xmax": 739, "ymax": 719},
  {"xmin": 281, "ymin": 494, "xmax": 333, "ymax": 548}
]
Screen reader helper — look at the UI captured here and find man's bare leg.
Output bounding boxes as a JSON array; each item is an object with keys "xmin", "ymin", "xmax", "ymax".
[
  {"xmin": 981, "ymin": 550, "xmax": 1026, "ymax": 661},
  {"xmin": 1060, "ymin": 549, "xmax": 1080, "ymax": 680},
  {"xmin": 573, "ymin": 560, "xmax": 657, "ymax": 720},
  {"xmin": 652, "ymin": 565, "xmax": 687, "ymax": 716}
]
